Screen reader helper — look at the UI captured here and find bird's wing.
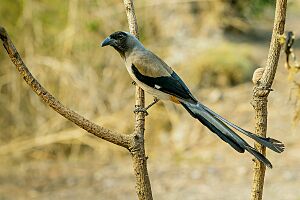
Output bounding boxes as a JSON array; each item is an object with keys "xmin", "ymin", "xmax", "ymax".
[{"xmin": 130, "ymin": 50, "xmax": 197, "ymax": 103}]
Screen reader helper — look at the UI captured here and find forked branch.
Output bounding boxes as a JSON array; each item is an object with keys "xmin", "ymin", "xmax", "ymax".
[{"xmin": 0, "ymin": 0, "xmax": 153, "ymax": 198}]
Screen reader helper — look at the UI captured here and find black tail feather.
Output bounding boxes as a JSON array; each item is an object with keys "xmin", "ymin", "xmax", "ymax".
[
  {"xmin": 245, "ymin": 146, "xmax": 273, "ymax": 168},
  {"xmin": 181, "ymin": 102, "xmax": 245, "ymax": 153},
  {"xmin": 181, "ymin": 101, "xmax": 274, "ymax": 168},
  {"xmin": 200, "ymin": 103, "xmax": 285, "ymax": 153}
]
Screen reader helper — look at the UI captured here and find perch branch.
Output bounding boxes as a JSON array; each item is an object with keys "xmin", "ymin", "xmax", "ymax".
[
  {"xmin": 0, "ymin": 26, "xmax": 131, "ymax": 149},
  {"xmin": 250, "ymin": 0, "xmax": 287, "ymax": 200},
  {"xmin": 123, "ymin": 0, "xmax": 153, "ymax": 199}
]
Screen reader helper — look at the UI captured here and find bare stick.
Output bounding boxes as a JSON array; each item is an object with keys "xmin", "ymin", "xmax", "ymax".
[
  {"xmin": 250, "ymin": 0, "xmax": 287, "ymax": 200},
  {"xmin": 0, "ymin": 26, "xmax": 131, "ymax": 149},
  {"xmin": 123, "ymin": 0, "xmax": 153, "ymax": 199}
]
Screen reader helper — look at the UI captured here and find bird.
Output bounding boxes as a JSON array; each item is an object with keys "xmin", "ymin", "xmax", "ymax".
[{"xmin": 101, "ymin": 31, "xmax": 284, "ymax": 168}]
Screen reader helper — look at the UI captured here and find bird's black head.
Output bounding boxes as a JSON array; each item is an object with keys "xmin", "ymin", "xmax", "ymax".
[{"xmin": 101, "ymin": 31, "xmax": 130, "ymax": 56}]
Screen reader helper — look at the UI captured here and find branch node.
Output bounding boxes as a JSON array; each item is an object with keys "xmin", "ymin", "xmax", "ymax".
[
  {"xmin": 253, "ymin": 85, "xmax": 272, "ymax": 98},
  {"xmin": 134, "ymin": 134, "xmax": 140, "ymax": 140},
  {"xmin": 252, "ymin": 67, "xmax": 265, "ymax": 85},
  {"xmin": 128, "ymin": 131, "xmax": 144, "ymax": 154}
]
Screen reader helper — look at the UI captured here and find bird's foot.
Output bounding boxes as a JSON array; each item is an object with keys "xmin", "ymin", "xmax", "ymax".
[
  {"xmin": 133, "ymin": 98, "xmax": 159, "ymax": 116},
  {"xmin": 133, "ymin": 106, "xmax": 148, "ymax": 116},
  {"xmin": 145, "ymin": 97, "xmax": 159, "ymax": 110}
]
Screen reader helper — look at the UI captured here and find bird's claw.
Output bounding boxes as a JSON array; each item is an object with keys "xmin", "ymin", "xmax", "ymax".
[
  {"xmin": 132, "ymin": 81, "xmax": 136, "ymax": 86},
  {"xmin": 133, "ymin": 106, "xmax": 148, "ymax": 116}
]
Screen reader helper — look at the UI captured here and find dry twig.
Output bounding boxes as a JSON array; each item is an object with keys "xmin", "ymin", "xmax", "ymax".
[{"xmin": 250, "ymin": 0, "xmax": 287, "ymax": 200}]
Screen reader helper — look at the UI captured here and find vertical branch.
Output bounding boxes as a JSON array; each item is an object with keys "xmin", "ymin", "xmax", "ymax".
[
  {"xmin": 250, "ymin": 0, "xmax": 287, "ymax": 200},
  {"xmin": 123, "ymin": 0, "xmax": 153, "ymax": 199}
]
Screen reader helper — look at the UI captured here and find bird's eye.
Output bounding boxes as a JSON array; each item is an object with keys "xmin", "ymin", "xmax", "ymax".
[
  {"xmin": 117, "ymin": 34, "xmax": 124, "ymax": 39},
  {"xmin": 111, "ymin": 32, "xmax": 126, "ymax": 40}
]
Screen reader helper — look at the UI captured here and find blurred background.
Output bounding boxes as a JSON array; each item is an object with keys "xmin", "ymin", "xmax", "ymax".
[{"xmin": 1, "ymin": 0, "xmax": 300, "ymax": 199}]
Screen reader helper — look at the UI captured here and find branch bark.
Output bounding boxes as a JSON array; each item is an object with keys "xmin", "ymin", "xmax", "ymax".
[
  {"xmin": 250, "ymin": 1, "xmax": 287, "ymax": 200},
  {"xmin": 1, "ymin": 0, "xmax": 153, "ymax": 198},
  {"xmin": 0, "ymin": 26, "xmax": 131, "ymax": 149},
  {"xmin": 123, "ymin": 0, "xmax": 153, "ymax": 199}
]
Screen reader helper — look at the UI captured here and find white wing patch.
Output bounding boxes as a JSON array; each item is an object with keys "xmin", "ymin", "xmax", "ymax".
[{"xmin": 154, "ymin": 84, "xmax": 161, "ymax": 89}]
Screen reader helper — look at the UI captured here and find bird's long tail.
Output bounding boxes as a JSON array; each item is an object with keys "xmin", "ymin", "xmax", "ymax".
[{"xmin": 180, "ymin": 101, "xmax": 285, "ymax": 168}]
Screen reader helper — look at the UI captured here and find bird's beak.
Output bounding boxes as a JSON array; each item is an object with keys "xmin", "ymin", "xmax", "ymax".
[{"xmin": 101, "ymin": 36, "xmax": 112, "ymax": 47}]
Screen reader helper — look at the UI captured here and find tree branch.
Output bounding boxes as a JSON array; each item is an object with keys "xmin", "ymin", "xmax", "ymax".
[
  {"xmin": 0, "ymin": 26, "xmax": 131, "ymax": 149},
  {"xmin": 123, "ymin": 0, "xmax": 153, "ymax": 199},
  {"xmin": 250, "ymin": 0, "xmax": 287, "ymax": 200}
]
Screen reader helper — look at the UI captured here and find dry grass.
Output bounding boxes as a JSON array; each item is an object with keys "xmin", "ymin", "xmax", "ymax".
[
  {"xmin": 1, "ymin": 0, "xmax": 300, "ymax": 199},
  {"xmin": 0, "ymin": 0, "xmax": 266, "ymax": 153}
]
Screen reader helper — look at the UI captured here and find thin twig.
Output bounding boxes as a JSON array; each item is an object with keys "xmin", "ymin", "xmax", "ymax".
[
  {"xmin": 0, "ymin": 26, "xmax": 131, "ymax": 149},
  {"xmin": 250, "ymin": 0, "xmax": 287, "ymax": 200}
]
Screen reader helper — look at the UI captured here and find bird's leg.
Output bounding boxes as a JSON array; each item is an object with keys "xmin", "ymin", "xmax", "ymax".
[
  {"xmin": 145, "ymin": 97, "xmax": 159, "ymax": 110},
  {"xmin": 134, "ymin": 97, "xmax": 159, "ymax": 116}
]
